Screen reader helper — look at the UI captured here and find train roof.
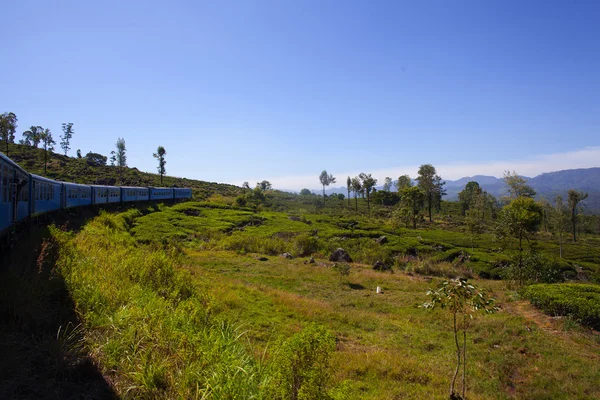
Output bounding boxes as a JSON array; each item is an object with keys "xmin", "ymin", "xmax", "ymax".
[
  {"xmin": 0, "ymin": 151, "xmax": 29, "ymax": 175},
  {"xmin": 60, "ymin": 181, "xmax": 92, "ymax": 188},
  {"xmin": 89, "ymin": 184, "xmax": 120, "ymax": 189},
  {"xmin": 120, "ymin": 186, "xmax": 149, "ymax": 189},
  {"xmin": 30, "ymin": 174, "xmax": 61, "ymax": 184}
]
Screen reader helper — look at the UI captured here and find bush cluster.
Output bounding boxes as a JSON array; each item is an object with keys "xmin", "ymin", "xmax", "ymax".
[{"xmin": 523, "ymin": 283, "xmax": 600, "ymax": 330}]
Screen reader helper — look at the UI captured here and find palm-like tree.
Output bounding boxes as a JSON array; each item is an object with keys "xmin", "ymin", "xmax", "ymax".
[{"xmin": 23, "ymin": 125, "xmax": 43, "ymax": 148}]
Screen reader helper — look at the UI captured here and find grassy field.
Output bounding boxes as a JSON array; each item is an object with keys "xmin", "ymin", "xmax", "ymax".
[{"xmin": 21, "ymin": 201, "xmax": 596, "ymax": 399}]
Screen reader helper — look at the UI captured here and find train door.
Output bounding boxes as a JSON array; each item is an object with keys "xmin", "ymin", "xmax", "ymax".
[{"xmin": 1, "ymin": 161, "xmax": 10, "ymax": 229}]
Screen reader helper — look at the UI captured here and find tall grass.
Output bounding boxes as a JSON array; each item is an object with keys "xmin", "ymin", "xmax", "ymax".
[{"xmin": 51, "ymin": 211, "xmax": 268, "ymax": 398}]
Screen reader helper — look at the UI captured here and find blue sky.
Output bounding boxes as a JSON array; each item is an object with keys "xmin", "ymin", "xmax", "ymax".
[{"xmin": 2, "ymin": 0, "xmax": 599, "ymax": 190}]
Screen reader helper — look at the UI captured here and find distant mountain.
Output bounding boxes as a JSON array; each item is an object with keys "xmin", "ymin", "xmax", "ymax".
[{"xmin": 318, "ymin": 167, "xmax": 600, "ymax": 213}]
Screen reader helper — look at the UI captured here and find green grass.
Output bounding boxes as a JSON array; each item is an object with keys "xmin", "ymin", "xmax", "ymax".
[
  {"xmin": 50, "ymin": 210, "xmax": 267, "ymax": 399},
  {"xmin": 11, "ymin": 201, "xmax": 600, "ymax": 399},
  {"xmin": 523, "ymin": 283, "xmax": 600, "ymax": 330}
]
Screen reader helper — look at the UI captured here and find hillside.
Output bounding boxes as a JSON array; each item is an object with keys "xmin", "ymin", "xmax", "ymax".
[
  {"xmin": 321, "ymin": 168, "xmax": 600, "ymax": 212},
  {"xmin": 4, "ymin": 143, "xmax": 242, "ymax": 199}
]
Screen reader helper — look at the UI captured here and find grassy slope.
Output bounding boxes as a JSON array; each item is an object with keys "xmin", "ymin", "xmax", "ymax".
[{"xmin": 128, "ymin": 201, "xmax": 600, "ymax": 399}]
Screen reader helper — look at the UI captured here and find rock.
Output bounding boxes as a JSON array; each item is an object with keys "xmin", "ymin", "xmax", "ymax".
[
  {"xmin": 281, "ymin": 253, "xmax": 294, "ymax": 259},
  {"xmin": 373, "ymin": 260, "xmax": 391, "ymax": 271},
  {"xmin": 309, "ymin": 257, "xmax": 315, "ymax": 264},
  {"xmin": 329, "ymin": 248, "xmax": 352, "ymax": 263},
  {"xmin": 375, "ymin": 236, "xmax": 388, "ymax": 244},
  {"xmin": 289, "ymin": 215, "xmax": 302, "ymax": 221},
  {"xmin": 257, "ymin": 257, "xmax": 268, "ymax": 262}
]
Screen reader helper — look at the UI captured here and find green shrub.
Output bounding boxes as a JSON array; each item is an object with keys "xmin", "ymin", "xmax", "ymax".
[
  {"xmin": 267, "ymin": 323, "xmax": 336, "ymax": 400},
  {"xmin": 293, "ymin": 233, "xmax": 321, "ymax": 257},
  {"xmin": 523, "ymin": 283, "xmax": 600, "ymax": 330}
]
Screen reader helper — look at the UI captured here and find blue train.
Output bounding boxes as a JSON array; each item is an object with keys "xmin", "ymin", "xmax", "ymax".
[{"xmin": 1, "ymin": 151, "xmax": 193, "ymax": 238}]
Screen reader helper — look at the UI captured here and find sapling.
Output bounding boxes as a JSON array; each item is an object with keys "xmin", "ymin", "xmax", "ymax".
[{"xmin": 423, "ymin": 278, "xmax": 498, "ymax": 400}]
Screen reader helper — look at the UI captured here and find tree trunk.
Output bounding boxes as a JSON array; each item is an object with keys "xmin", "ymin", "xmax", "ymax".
[
  {"xmin": 428, "ymin": 193, "xmax": 433, "ymax": 222},
  {"xmin": 354, "ymin": 194, "xmax": 358, "ymax": 211},
  {"xmin": 572, "ymin": 209, "xmax": 577, "ymax": 243},
  {"xmin": 462, "ymin": 314, "xmax": 467, "ymax": 399},
  {"xmin": 347, "ymin": 188, "xmax": 350, "ymax": 207},
  {"xmin": 451, "ymin": 310, "xmax": 460, "ymax": 398},
  {"xmin": 559, "ymin": 237, "xmax": 563, "ymax": 259}
]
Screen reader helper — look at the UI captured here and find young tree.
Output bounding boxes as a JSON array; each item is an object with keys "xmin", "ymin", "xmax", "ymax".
[
  {"xmin": 76, "ymin": 149, "xmax": 82, "ymax": 158},
  {"xmin": 299, "ymin": 188, "xmax": 311, "ymax": 195},
  {"xmin": 417, "ymin": 164, "xmax": 445, "ymax": 222},
  {"xmin": 109, "ymin": 151, "xmax": 116, "ymax": 166},
  {"xmin": 23, "ymin": 125, "xmax": 43, "ymax": 148},
  {"xmin": 400, "ymin": 186, "xmax": 425, "ymax": 229},
  {"xmin": 242, "ymin": 181, "xmax": 250, "ymax": 189},
  {"xmin": 115, "ymin": 137, "xmax": 127, "ymax": 167},
  {"xmin": 359, "ymin": 173, "xmax": 377, "ymax": 211},
  {"xmin": 502, "ymin": 170, "xmax": 536, "ymax": 199},
  {"xmin": 396, "ymin": 174, "xmax": 412, "ymax": 191},
  {"xmin": 567, "ymin": 189, "xmax": 588, "ymax": 242},
  {"xmin": 465, "ymin": 191, "xmax": 486, "ymax": 251},
  {"xmin": 496, "ymin": 197, "xmax": 543, "ymax": 281},
  {"xmin": 383, "ymin": 177, "xmax": 393, "ymax": 192},
  {"xmin": 153, "ymin": 145, "xmax": 167, "ymax": 184},
  {"xmin": 60, "ymin": 122, "xmax": 74, "ymax": 156},
  {"xmin": 319, "ymin": 170, "xmax": 336, "ymax": 204},
  {"xmin": 0, "ymin": 112, "xmax": 18, "ymax": 155},
  {"xmin": 423, "ymin": 278, "xmax": 497, "ymax": 400},
  {"xmin": 552, "ymin": 195, "xmax": 569, "ymax": 258},
  {"xmin": 40, "ymin": 128, "xmax": 55, "ymax": 174},
  {"xmin": 350, "ymin": 177, "xmax": 362, "ymax": 211},
  {"xmin": 346, "ymin": 176, "xmax": 351, "ymax": 207}
]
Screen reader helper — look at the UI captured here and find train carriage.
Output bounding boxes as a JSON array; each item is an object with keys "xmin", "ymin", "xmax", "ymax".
[
  {"xmin": 174, "ymin": 188, "xmax": 192, "ymax": 199},
  {"xmin": 149, "ymin": 187, "xmax": 174, "ymax": 201},
  {"xmin": 1, "ymin": 152, "xmax": 30, "ymax": 234},
  {"xmin": 91, "ymin": 185, "xmax": 121, "ymax": 205},
  {"xmin": 30, "ymin": 174, "xmax": 62, "ymax": 216},
  {"xmin": 62, "ymin": 182, "xmax": 92, "ymax": 208},
  {"xmin": 121, "ymin": 186, "xmax": 149, "ymax": 202}
]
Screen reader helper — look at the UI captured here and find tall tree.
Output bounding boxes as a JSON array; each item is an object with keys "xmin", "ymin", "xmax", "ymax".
[
  {"xmin": 567, "ymin": 190, "xmax": 588, "ymax": 243},
  {"xmin": 496, "ymin": 197, "xmax": 543, "ymax": 280},
  {"xmin": 458, "ymin": 181, "xmax": 481, "ymax": 216},
  {"xmin": 319, "ymin": 170, "xmax": 336, "ymax": 204},
  {"xmin": 359, "ymin": 173, "xmax": 377, "ymax": 211},
  {"xmin": 0, "ymin": 112, "xmax": 18, "ymax": 155},
  {"xmin": 416, "ymin": 164, "xmax": 445, "ymax": 222},
  {"xmin": 383, "ymin": 177, "xmax": 393, "ymax": 192},
  {"xmin": 257, "ymin": 180, "xmax": 272, "ymax": 190},
  {"xmin": 502, "ymin": 170, "xmax": 536, "ymax": 199},
  {"xmin": 23, "ymin": 125, "xmax": 43, "ymax": 148},
  {"xmin": 346, "ymin": 176, "xmax": 351, "ymax": 207},
  {"xmin": 396, "ymin": 175, "xmax": 412, "ymax": 191},
  {"xmin": 60, "ymin": 122, "xmax": 74, "ymax": 156},
  {"xmin": 109, "ymin": 151, "xmax": 116, "ymax": 166},
  {"xmin": 400, "ymin": 186, "xmax": 425, "ymax": 229},
  {"xmin": 350, "ymin": 177, "xmax": 362, "ymax": 211},
  {"xmin": 153, "ymin": 145, "xmax": 167, "ymax": 184},
  {"xmin": 40, "ymin": 128, "xmax": 55, "ymax": 174},
  {"xmin": 115, "ymin": 138, "xmax": 127, "ymax": 167},
  {"xmin": 552, "ymin": 195, "xmax": 569, "ymax": 258}
]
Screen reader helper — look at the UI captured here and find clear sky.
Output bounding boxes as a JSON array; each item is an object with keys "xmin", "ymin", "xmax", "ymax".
[{"xmin": 2, "ymin": 0, "xmax": 599, "ymax": 190}]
